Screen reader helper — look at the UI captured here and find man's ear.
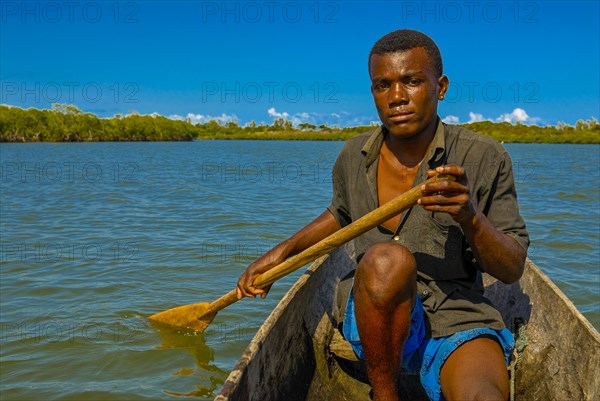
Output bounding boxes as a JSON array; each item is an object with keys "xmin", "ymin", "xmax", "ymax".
[{"xmin": 437, "ymin": 75, "xmax": 449, "ymax": 100}]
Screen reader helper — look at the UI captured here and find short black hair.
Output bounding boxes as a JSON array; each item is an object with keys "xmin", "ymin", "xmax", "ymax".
[{"xmin": 369, "ymin": 29, "xmax": 443, "ymax": 77}]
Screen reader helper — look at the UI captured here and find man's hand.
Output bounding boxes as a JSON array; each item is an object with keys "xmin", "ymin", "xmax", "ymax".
[
  {"xmin": 236, "ymin": 209, "xmax": 341, "ymax": 299},
  {"xmin": 236, "ymin": 248, "xmax": 285, "ymax": 299},
  {"xmin": 418, "ymin": 165, "xmax": 478, "ymax": 225},
  {"xmin": 419, "ymin": 165, "xmax": 526, "ymax": 283}
]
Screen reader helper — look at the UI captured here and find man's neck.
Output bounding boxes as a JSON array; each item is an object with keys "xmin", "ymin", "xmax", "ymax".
[{"xmin": 384, "ymin": 119, "xmax": 437, "ymax": 167}]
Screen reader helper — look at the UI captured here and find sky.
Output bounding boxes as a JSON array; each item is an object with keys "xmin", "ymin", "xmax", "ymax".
[{"xmin": 1, "ymin": 0, "xmax": 599, "ymax": 127}]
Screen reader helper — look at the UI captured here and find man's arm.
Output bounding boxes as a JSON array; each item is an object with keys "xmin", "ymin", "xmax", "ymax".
[
  {"xmin": 418, "ymin": 165, "xmax": 526, "ymax": 283},
  {"xmin": 236, "ymin": 209, "xmax": 342, "ymax": 299}
]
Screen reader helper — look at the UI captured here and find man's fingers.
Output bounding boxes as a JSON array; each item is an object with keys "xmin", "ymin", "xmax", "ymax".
[
  {"xmin": 424, "ymin": 165, "xmax": 467, "ymax": 192},
  {"xmin": 260, "ymin": 284, "xmax": 272, "ymax": 299},
  {"xmin": 237, "ymin": 280, "xmax": 255, "ymax": 299},
  {"xmin": 420, "ymin": 192, "xmax": 470, "ymax": 204},
  {"xmin": 237, "ymin": 263, "xmax": 276, "ymax": 299},
  {"xmin": 421, "ymin": 180, "xmax": 467, "ymax": 196},
  {"xmin": 420, "ymin": 166, "xmax": 475, "ymax": 224},
  {"xmin": 435, "ymin": 165, "xmax": 465, "ymax": 176},
  {"xmin": 241, "ymin": 288, "xmax": 256, "ymax": 298},
  {"xmin": 420, "ymin": 204, "xmax": 462, "ymax": 216},
  {"xmin": 419, "ymin": 194, "xmax": 455, "ymax": 207},
  {"xmin": 237, "ymin": 280, "xmax": 268, "ymax": 299},
  {"xmin": 420, "ymin": 194, "xmax": 451, "ymax": 205}
]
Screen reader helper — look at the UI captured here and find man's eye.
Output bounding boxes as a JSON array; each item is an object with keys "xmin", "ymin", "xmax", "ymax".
[
  {"xmin": 374, "ymin": 83, "xmax": 389, "ymax": 90},
  {"xmin": 409, "ymin": 79, "xmax": 421, "ymax": 85}
]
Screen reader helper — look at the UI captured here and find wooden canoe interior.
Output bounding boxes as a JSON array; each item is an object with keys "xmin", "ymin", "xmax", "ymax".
[{"xmin": 216, "ymin": 246, "xmax": 599, "ymax": 401}]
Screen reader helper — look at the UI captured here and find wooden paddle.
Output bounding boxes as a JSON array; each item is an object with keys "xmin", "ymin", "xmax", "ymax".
[{"xmin": 149, "ymin": 173, "xmax": 454, "ymax": 332}]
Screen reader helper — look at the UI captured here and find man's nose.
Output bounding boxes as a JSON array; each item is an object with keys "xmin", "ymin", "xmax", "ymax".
[{"xmin": 388, "ymin": 82, "xmax": 408, "ymax": 104}]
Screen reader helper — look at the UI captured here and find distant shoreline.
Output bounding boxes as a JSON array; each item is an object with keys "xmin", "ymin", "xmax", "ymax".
[
  {"xmin": 191, "ymin": 138, "xmax": 600, "ymax": 144},
  {"xmin": 1, "ymin": 104, "xmax": 598, "ymax": 144}
]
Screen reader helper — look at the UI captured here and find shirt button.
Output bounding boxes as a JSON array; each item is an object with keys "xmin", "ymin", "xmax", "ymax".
[
  {"xmin": 422, "ymin": 289, "xmax": 430, "ymax": 297},
  {"xmin": 392, "ymin": 236, "xmax": 400, "ymax": 241}
]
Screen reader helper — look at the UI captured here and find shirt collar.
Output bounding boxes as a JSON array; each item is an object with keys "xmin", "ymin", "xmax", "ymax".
[
  {"xmin": 361, "ymin": 118, "xmax": 446, "ymax": 167},
  {"xmin": 426, "ymin": 118, "xmax": 446, "ymax": 166},
  {"xmin": 361, "ymin": 126, "xmax": 385, "ymax": 167}
]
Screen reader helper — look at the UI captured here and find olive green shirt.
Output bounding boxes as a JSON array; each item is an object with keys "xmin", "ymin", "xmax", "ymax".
[{"xmin": 328, "ymin": 119, "xmax": 529, "ymax": 337}]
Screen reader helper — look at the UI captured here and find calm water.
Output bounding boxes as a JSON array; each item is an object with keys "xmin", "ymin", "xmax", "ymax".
[{"xmin": 1, "ymin": 141, "xmax": 599, "ymax": 400}]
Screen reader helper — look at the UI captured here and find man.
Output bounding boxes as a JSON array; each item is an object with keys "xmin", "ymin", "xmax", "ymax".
[{"xmin": 237, "ymin": 29, "xmax": 529, "ymax": 401}]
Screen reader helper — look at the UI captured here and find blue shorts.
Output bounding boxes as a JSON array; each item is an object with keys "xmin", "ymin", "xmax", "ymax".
[{"xmin": 342, "ymin": 287, "xmax": 515, "ymax": 401}]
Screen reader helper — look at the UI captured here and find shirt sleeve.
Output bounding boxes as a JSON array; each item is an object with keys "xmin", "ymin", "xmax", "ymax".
[
  {"xmin": 480, "ymin": 150, "xmax": 530, "ymax": 252},
  {"xmin": 327, "ymin": 147, "xmax": 352, "ymax": 228}
]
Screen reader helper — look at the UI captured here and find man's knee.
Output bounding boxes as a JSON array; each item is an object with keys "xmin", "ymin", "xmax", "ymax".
[
  {"xmin": 355, "ymin": 243, "xmax": 416, "ymax": 306},
  {"xmin": 440, "ymin": 337, "xmax": 509, "ymax": 401},
  {"xmin": 359, "ymin": 242, "xmax": 417, "ymax": 277},
  {"xmin": 449, "ymin": 385, "xmax": 507, "ymax": 401}
]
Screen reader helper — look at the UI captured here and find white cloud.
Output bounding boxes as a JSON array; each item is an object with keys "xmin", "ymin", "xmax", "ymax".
[
  {"xmin": 468, "ymin": 112, "xmax": 486, "ymax": 123},
  {"xmin": 495, "ymin": 108, "xmax": 540, "ymax": 124},
  {"xmin": 111, "ymin": 108, "xmax": 543, "ymax": 128},
  {"xmin": 267, "ymin": 107, "xmax": 290, "ymax": 120},
  {"xmin": 266, "ymin": 108, "xmax": 377, "ymax": 128},
  {"xmin": 442, "ymin": 115, "xmax": 460, "ymax": 124},
  {"xmin": 185, "ymin": 113, "xmax": 206, "ymax": 124},
  {"xmin": 460, "ymin": 108, "xmax": 541, "ymax": 125},
  {"xmin": 167, "ymin": 112, "xmax": 238, "ymax": 124}
]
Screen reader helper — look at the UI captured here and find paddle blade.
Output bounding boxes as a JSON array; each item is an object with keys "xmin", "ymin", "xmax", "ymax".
[{"xmin": 148, "ymin": 302, "xmax": 217, "ymax": 332}]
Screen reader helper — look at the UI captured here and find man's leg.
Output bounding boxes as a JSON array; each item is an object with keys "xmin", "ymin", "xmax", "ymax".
[
  {"xmin": 353, "ymin": 243, "xmax": 417, "ymax": 401},
  {"xmin": 439, "ymin": 337, "xmax": 509, "ymax": 401}
]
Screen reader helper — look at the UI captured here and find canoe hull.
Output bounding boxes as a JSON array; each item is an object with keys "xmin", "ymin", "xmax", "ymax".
[
  {"xmin": 484, "ymin": 263, "xmax": 600, "ymax": 400},
  {"xmin": 216, "ymin": 246, "xmax": 600, "ymax": 401},
  {"xmin": 217, "ymin": 247, "xmax": 368, "ymax": 401}
]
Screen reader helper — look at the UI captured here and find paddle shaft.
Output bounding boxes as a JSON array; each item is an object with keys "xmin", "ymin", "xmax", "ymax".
[{"xmin": 206, "ymin": 174, "xmax": 454, "ymax": 315}]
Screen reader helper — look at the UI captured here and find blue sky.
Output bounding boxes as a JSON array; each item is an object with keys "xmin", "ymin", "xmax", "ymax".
[{"xmin": 1, "ymin": 0, "xmax": 598, "ymax": 126}]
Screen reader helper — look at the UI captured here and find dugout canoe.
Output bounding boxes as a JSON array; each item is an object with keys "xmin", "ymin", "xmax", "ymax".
[{"xmin": 215, "ymin": 245, "xmax": 600, "ymax": 401}]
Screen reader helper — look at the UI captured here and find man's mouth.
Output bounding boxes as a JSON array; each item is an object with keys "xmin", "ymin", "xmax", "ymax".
[{"xmin": 387, "ymin": 112, "xmax": 414, "ymax": 123}]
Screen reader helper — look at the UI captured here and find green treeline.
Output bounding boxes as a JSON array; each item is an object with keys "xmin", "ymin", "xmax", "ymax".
[
  {"xmin": 196, "ymin": 117, "xmax": 599, "ymax": 143},
  {"xmin": 193, "ymin": 118, "xmax": 376, "ymax": 141},
  {"xmin": 1, "ymin": 104, "xmax": 599, "ymax": 144},
  {"xmin": 462, "ymin": 120, "xmax": 599, "ymax": 144},
  {"xmin": 0, "ymin": 104, "xmax": 196, "ymax": 142}
]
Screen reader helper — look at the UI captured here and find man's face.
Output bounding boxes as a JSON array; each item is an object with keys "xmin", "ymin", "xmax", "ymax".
[{"xmin": 369, "ymin": 47, "xmax": 448, "ymax": 140}]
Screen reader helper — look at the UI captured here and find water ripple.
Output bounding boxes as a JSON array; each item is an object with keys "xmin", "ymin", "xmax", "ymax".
[{"xmin": 1, "ymin": 141, "xmax": 598, "ymax": 400}]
